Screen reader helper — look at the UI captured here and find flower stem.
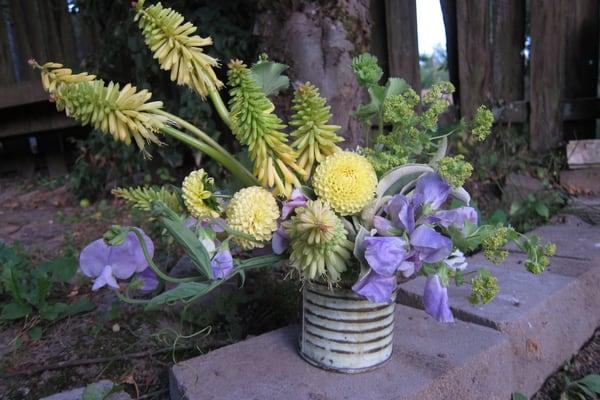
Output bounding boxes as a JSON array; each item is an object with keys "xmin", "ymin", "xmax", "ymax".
[
  {"xmin": 128, "ymin": 227, "xmax": 200, "ymax": 284},
  {"xmin": 160, "ymin": 125, "xmax": 258, "ymax": 186},
  {"xmin": 209, "ymin": 89, "xmax": 231, "ymax": 128},
  {"xmin": 114, "ymin": 290, "xmax": 150, "ymax": 305}
]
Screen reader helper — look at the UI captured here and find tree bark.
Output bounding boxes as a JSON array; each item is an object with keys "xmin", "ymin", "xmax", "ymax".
[{"xmin": 253, "ymin": 1, "xmax": 372, "ymax": 148}]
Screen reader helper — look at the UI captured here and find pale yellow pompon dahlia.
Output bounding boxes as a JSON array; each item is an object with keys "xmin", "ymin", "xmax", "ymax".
[
  {"xmin": 134, "ymin": 0, "xmax": 223, "ymax": 98},
  {"xmin": 182, "ymin": 169, "xmax": 219, "ymax": 219},
  {"xmin": 226, "ymin": 186, "xmax": 280, "ymax": 250},
  {"xmin": 284, "ymin": 200, "xmax": 353, "ymax": 283},
  {"xmin": 30, "ymin": 61, "xmax": 96, "ymax": 94},
  {"xmin": 312, "ymin": 151, "xmax": 378, "ymax": 216}
]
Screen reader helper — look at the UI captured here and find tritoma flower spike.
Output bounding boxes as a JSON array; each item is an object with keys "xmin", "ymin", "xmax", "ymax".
[
  {"xmin": 30, "ymin": 60, "xmax": 95, "ymax": 94},
  {"xmin": 134, "ymin": 0, "xmax": 222, "ymax": 98},
  {"xmin": 54, "ymin": 79, "xmax": 166, "ymax": 154},
  {"xmin": 227, "ymin": 60, "xmax": 306, "ymax": 197},
  {"xmin": 290, "ymin": 82, "xmax": 343, "ymax": 179}
]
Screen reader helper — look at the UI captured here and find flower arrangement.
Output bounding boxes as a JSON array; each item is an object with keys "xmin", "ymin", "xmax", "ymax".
[{"xmin": 33, "ymin": 1, "xmax": 554, "ymax": 341}]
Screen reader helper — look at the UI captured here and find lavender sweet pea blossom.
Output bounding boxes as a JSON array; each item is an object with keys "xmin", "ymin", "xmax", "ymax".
[
  {"xmin": 410, "ymin": 225, "xmax": 452, "ymax": 263},
  {"xmin": 79, "ymin": 229, "xmax": 154, "ymax": 291},
  {"xmin": 423, "ymin": 206, "xmax": 478, "ymax": 231},
  {"xmin": 137, "ymin": 268, "xmax": 159, "ymax": 291},
  {"xmin": 272, "ymin": 189, "xmax": 307, "ymax": 254},
  {"xmin": 423, "ymin": 275, "xmax": 454, "ymax": 322},
  {"xmin": 211, "ymin": 248, "xmax": 234, "ymax": 279},
  {"xmin": 385, "ymin": 194, "xmax": 417, "ymax": 233},
  {"xmin": 352, "ymin": 271, "xmax": 397, "ymax": 304},
  {"xmin": 414, "ymin": 173, "xmax": 450, "ymax": 209},
  {"xmin": 363, "ymin": 236, "xmax": 410, "ymax": 277}
]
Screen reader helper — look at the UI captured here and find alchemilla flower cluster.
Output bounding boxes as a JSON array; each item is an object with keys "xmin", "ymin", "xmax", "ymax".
[{"xmin": 34, "ymin": 0, "xmax": 554, "ymax": 323}]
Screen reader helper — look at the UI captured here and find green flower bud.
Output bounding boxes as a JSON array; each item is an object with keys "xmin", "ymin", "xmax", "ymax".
[
  {"xmin": 351, "ymin": 53, "xmax": 383, "ymax": 86},
  {"xmin": 437, "ymin": 155, "xmax": 473, "ymax": 188},
  {"xmin": 469, "ymin": 269, "xmax": 499, "ymax": 305},
  {"xmin": 104, "ymin": 225, "xmax": 128, "ymax": 246},
  {"xmin": 382, "ymin": 90, "xmax": 420, "ymax": 125}
]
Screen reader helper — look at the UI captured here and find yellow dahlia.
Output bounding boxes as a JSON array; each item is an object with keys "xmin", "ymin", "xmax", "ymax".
[
  {"xmin": 284, "ymin": 200, "xmax": 353, "ymax": 283},
  {"xmin": 181, "ymin": 169, "xmax": 219, "ymax": 219},
  {"xmin": 312, "ymin": 151, "xmax": 378, "ymax": 216},
  {"xmin": 226, "ymin": 186, "xmax": 280, "ymax": 250}
]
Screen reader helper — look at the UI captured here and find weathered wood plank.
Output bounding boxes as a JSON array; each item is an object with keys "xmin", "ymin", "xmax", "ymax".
[
  {"xmin": 563, "ymin": 0, "xmax": 599, "ymax": 140},
  {"xmin": 440, "ymin": 0, "xmax": 460, "ymax": 106},
  {"xmin": 0, "ymin": 103, "xmax": 78, "ymax": 138},
  {"xmin": 530, "ymin": 0, "xmax": 566, "ymax": 151},
  {"xmin": 491, "ymin": 0, "xmax": 525, "ymax": 103},
  {"xmin": 385, "ymin": 0, "xmax": 420, "ymax": 91},
  {"xmin": 0, "ymin": 81, "xmax": 48, "ymax": 109},
  {"xmin": 456, "ymin": 0, "xmax": 491, "ymax": 118}
]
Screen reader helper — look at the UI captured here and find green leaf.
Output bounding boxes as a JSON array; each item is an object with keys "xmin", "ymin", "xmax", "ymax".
[
  {"xmin": 29, "ymin": 326, "xmax": 43, "ymax": 341},
  {"xmin": 535, "ymin": 203, "xmax": 550, "ymax": 219},
  {"xmin": 384, "ymin": 77, "xmax": 408, "ymax": 97},
  {"xmin": 376, "ymin": 163, "xmax": 434, "ymax": 198},
  {"xmin": 145, "ymin": 282, "xmax": 212, "ymax": 311},
  {"xmin": 152, "ymin": 201, "xmax": 212, "ymax": 278},
  {"xmin": 82, "ymin": 382, "xmax": 116, "ymax": 400},
  {"xmin": 39, "ymin": 302, "xmax": 69, "ymax": 321},
  {"xmin": 250, "ymin": 60, "xmax": 289, "ymax": 97},
  {"xmin": 511, "ymin": 393, "xmax": 528, "ymax": 400},
  {"xmin": 38, "ymin": 255, "xmax": 78, "ymax": 283},
  {"xmin": 0, "ymin": 302, "xmax": 32, "ymax": 320},
  {"xmin": 67, "ymin": 298, "xmax": 96, "ymax": 316},
  {"xmin": 579, "ymin": 374, "xmax": 600, "ymax": 392}
]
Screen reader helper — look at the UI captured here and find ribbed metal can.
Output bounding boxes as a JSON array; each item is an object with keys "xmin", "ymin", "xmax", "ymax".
[{"xmin": 298, "ymin": 282, "xmax": 395, "ymax": 373}]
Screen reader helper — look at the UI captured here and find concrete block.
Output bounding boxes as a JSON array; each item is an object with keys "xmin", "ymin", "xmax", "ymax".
[
  {"xmin": 170, "ymin": 305, "xmax": 513, "ymax": 400},
  {"xmin": 397, "ymin": 252, "xmax": 600, "ymax": 396},
  {"xmin": 561, "ymin": 168, "xmax": 600, "ymax": 195},
  {"xmin": 505, "ymin": 223, "xmax": 600, "ymax": 261}
]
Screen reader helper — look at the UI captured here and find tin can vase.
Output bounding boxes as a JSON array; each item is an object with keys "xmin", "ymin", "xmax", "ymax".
[{"xmin": 298, "ymin": 282, "xmax": 395, "ymax": 373}]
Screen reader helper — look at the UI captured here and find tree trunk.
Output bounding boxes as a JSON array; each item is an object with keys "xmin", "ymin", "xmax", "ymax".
[{"xmin": 253, "ymin": 1, "xmax": 372, "ymax": 148}]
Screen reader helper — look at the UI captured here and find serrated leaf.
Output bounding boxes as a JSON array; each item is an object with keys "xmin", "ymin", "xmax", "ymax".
[
  {"xmin": 250, "ymin": 61, "xmax": 289, "ymax": 97},
  {"xmin": 145, "ymin": 282, "xmax": 212, "ymax": 311}
]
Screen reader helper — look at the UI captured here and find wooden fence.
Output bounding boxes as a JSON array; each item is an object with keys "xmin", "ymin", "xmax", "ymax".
[
  {"xmin": 374, "ymin": 0, "xmax": 600, "ymax": 152},
  {"xmin": 0, "ymin": 0, "xmax": 95, "ymax": 139},
  {"xmin": 1, "ymin": 0, "xmax": 599, "ymax": 152}
]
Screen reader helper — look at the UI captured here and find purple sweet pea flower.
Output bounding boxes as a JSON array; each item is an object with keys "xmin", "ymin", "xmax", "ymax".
[
  {"xmin": 414, "ymin": 173, "xmax": 450, "ymax": 210},
  {"xmin": 79, "ymin": 230, "xmax": 154, "ymax": 291},
  {"xmin": 272, "ymin": 224, "xmax": 290, "ymax": 255},
  {"xmin": 352, "ymin": 271, "xmax": 397, "ymax": 304},
  {"xmin": 423, "ymin": 206, "xmax": 478, "ymax": 231},
  {"xmin": 423, "ymin": 275, "xmax": 454, "ymax": 322},
  {"xmin": 372, "ymin": 215, "xmax": 394, "ymax": 236},
  {"xmin": 410, "ymin": 225, "xmax": 452, "ymax": 263},
  {"xmin": 271, "ymin": 190, "xmax": 307, "ymax": 254},
  {"xmin": 363, "ymin": 236, "xmax": 410, "ymax": 277},
  {"xmin": 137, "ymin": 268, "xmax": 159, "ymax": 292},
  {"xmin": 211, "ymin": 248, "xmax": 234, "ymax": 279},
  {"xmin": 281, "ymin": 189, "xmax": 307, "ymax": 220},
  {"xmin": 385, "ymin": 194, "xmax": 417, "ymax": 233}
]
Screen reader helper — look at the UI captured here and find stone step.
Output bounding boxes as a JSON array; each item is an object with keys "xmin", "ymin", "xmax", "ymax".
[
  {"xmin": 170, "ymin": 304, "xmax": 513, "ymax": 400},
  {"xmin": 397, "ymin": 251, "xmax": 600, "ymax": 396}
]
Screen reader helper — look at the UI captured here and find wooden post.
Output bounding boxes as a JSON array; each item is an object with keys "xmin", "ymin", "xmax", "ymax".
[
  {"xmin": 563, "ymin": 0, "xmax": 599, "ymax": 140},
  {"xmin": 530, "ymin": 0, "xmax": 566, "ymax": 152},
  {"xmin": 385, "ymin": 0, "xmax": 420, "ymax": 92},
  {"xmin": 440, "ymin": 0, "xmax": 460, "ymax": 106},
  {"xmin": 455, "ymin": 0, "xmax": 491, "ymax": 118},
  {"xmin": 491, "ymin": 0, "xmax": 525, "ymax": 104}
]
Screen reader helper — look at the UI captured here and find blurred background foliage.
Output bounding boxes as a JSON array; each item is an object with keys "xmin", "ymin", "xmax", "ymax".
[{"xmin": 69, "ymin": 0, "xmax": 259, "ymax": 200}]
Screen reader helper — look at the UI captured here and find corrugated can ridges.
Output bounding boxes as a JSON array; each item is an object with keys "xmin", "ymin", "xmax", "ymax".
[{"xmin": 298, "ymin": 283, "xmax": 395, "ymax": 373}]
